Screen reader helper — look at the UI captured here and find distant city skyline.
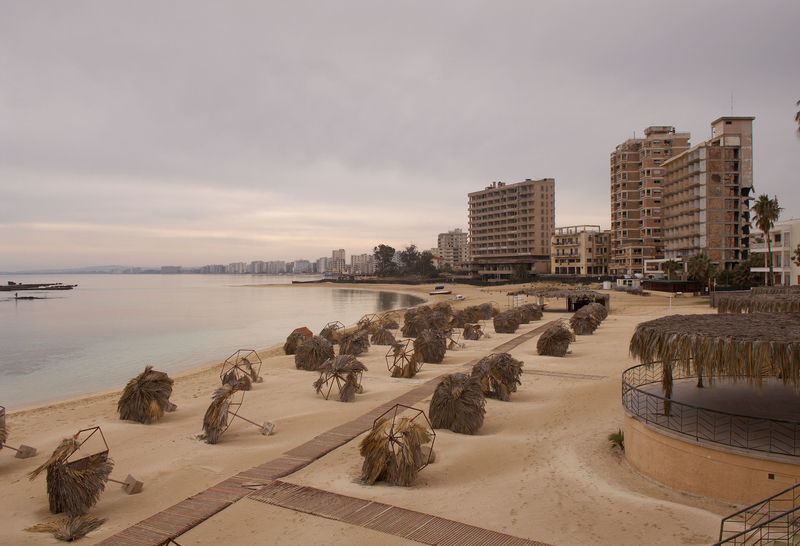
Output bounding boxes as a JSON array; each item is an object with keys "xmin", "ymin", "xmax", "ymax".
[{"xmin": 2, "ymin": 2, "xmax": 798, "ymax": 271}]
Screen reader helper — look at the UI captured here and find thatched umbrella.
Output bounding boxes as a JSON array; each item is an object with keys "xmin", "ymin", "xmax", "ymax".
[
  {"xmin": 429, "ymin": 373, "xmax": 485, "ymax": 434},
  {"xmin": 471, "ymin": 353, "xmax": 524, "ymax": 401},
  {"xmin": 117, "ymin": 366, "xmax": 176, "ymax": 424},
  {"xmin": 319, "ymin": 321, "xmax": 344, "ymax": 344},
  {"xmin": 379, "ymin": 314, "xmax": 400, "ymax": 331},
  {"xmin": 463, "ymin": 323, "xmax": 484, "ymax": 341},
  {"xmin": 294, "ymin": 335, "xmax": 335, "ymax": 371},
  {"xmin": 29, "ymin": 435, "xmax": 113, "ymax": 517},
  {"xmin": 201, "ymin": 385, "xmax": 239, "ymax": 444},
  {"xmin": 221, "ymin": 369, "xmax": 252, "ymax": 391},
  {"xmin": 569, "ymin": 303, "xmax": 605, "ymax": 335},
  {"xmin": 537, "ymin": 322, "xmax": 574, "ymax": 357},
  {"xmin": 385, "ymin": 340, "xmax": 422, "ymax": 378},
  {"xmin": 431, "ymin": 301, "xmax": 453, "ymax": 315},
  {"xmin": 338, "ymin": 329, "xmax": 370, "ymax": 356},
  {"xmin": 283, "ymin": 331, "xmax": 305, "ymax": 355},
  {"xmin": 478, "ymin": 302, "xmax": 498, "ymax": 319},
  {"xmin": 25, "ymin": 515, "xmax": 107, "ymax": 541},
  {"xmin": 220, "ymin": 349, "xmax": 262, "ymax": 390},
  {"xmin": 0, "ymin": 406, "xmax": 7, "ymax": 449},
  {"xmin": 413, "ymin": 329, "xmax": 447, "ymax": 364},
  {"xmin": 751, "ymin": 286, "xmax": 800, "ymax": 295},
  {"xmin": 521, "ymin": 303, "xmax": 544, "ymax": 321},
  {"xmin": 371, "ymin": 327, "xmax": 396, "ymax": 346},
  {"xmin": 493, "ymin": 310, "xmax": 521, "ymax": 334},
  {"xmin": 360, "ymin": 405, "xmax": 434, "ymax": 486},
  {"xmin": 462, "ymin": 306, "xmax": 484, "ymax": 324},
  {"xmin": 313, "ymin": 355, "xmax": 367, "ymax": 402}
]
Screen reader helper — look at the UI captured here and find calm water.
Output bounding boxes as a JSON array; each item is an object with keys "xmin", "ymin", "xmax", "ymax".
[{"xmin": 0, "ymin": 274, "xmax": 424, "ymax": 410}]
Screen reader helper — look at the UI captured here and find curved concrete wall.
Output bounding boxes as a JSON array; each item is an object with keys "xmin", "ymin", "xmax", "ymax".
[{"xmin": 624, "ymin": 413, "xmax": 800, "ymax": 504}]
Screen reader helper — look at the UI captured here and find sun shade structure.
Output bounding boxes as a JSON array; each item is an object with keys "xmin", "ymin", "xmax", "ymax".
[
  {"xmin": 319, "ymin": 321, "xmax": 345, "ymax": 344},
  {"xmin": 493, "ymin": 310, "xmax": 522, "ymax": 334},
  {"xmin": 294, "ymin": 335, "xmax": 335, "ymax": 371},
  {"xmin": 284, "ymin": 327, "xmax": 312, "ymax": 355},
  {"xmin": 471, "ymin": 353, "xmax": 524, "ymax": 401},
  {"xmin": 370, "ymin": 327, "xmax": 396, "ymax": 346},
  {"xmin": 201, "ymin": 385, "xmax": 272, "ymax": 444},
  {"xmin": 28, "ymin": 427, "xmax": 117, "ymax": 517},
  {"xmin": 716, "ymin": 293, "xmax": 800, "ymax": 314},
  {"xmin": 117, "ymin": 366, "xmax": 176, "ymax": 424},
  {"xmin": 220, "ymin": 350, "xmax": 262, "ymax": 390},
  {"xmin": 378, "ymin": 312, "xmax": 401, "ymax": 331},
  {"xmin": 385, "ymin": 340, "xmax": 422, "ymax": 378},
  {"xmin": 360, "ymin": 404, "xmax": 435, "ymax": 486},
  {"xmin": 510, "ymin": 289, "xmax": 610, "ymax": 312},
  {"xmin": 537, "ymin": 321, "xmax": 575, "ymax": 357},
  {"xmin": 569, "ymin": 303, "xmax": 607, "ymax": 335},
  {"xmin": 0, "ymin": 405, "xmax": 37, "ymax": 459},
  {"xmin": 751, "ymin": 286, "xmax": 800, "ymax": 295},
  {"xmin": 313, "ymin": 355, "xmax": 367, "ymax": 402},
  {"xmin": 463, "ymin": 323, "xmax": 484, "ymax": 341},
  {"xmin": 338, "ymin": 329, "xmax": 371, "ymax": 356},
  {"xmin": 629, "ymin": 313, "xmax": 800, "ymax": 393},
  {"xmin": 413, "ymin": 329, "xmax": 447, "ymax": 364},
  {"xmin": 429, "ymin": 373, "xmax": 485, "ymax": 434},
  {"xmin": 25, "ymin": 514, "xmax": 107, "ymax": 541}
]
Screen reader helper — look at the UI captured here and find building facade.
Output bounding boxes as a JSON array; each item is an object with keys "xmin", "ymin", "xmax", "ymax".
[
  {"xmin": 436, "ymin": 228, "xmax": 469, "ymax": 270},
  {"xmin": 330, "ymin": 249, "xmax": 346, "ymax": 274},
  {"xmin": 551, "ymin": 225, "xmax": 612, "ymax": 275},
  {"xmin": 468, "ymin": 178, "xmax": 555, "ymax": 280},
  {"xmin": 750, "ymin": 218, "xmax": 800, "ymax": 286},
  {"xmin": 662, "ymin": 117, "xmax": 754, "ymax": 271},
  {"xmin": 610, "ymin": 126, "xmax": 691, "ymax": 277},
  {"xmin": 351, "ymin": 253, "xmax": 375, "ymax": 275}
]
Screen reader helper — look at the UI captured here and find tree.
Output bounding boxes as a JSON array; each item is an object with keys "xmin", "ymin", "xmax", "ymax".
[
  {"xmin": 687, "ymin": 253, "xmax": 716, "ymax": 284},
  {"xmin": 751, "ymin": 194, "xmax": 782, "ymax": 286},
  {"xmin": 398, "ymin": 244, "xmax": 420, "ymax": 274},
  {"xmin": 511, "ymin": 263, "xmax": 529, "ymax": 281},
  {"xmin": 373, "ymin": 244, "xmax": 397, "ymax": 277},
  {"xmin": 418, "ymin": 251, "xmax": 435, "ymax": 277},
  {"xmin": 661, "ymin": 259, "xmax": 680, "ymax": 280}
]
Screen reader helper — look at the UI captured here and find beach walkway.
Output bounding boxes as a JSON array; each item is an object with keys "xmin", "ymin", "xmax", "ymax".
[{"xmin": 94, "ymin": 322, "xmax": 558, "ymax": 546}]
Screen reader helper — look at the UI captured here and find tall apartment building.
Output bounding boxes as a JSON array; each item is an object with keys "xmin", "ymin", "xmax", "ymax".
[
  {"xmin": 610, "ymin": 126, "xmax": 691, "ymax": 276},
  {"xmin": 437, "ymin": 228, "xmax": 469, "ymax": 269},
  {"xmin": 662, "ymin": 117, "xmax": 754, "ymax": 271},
  {"xmin": 316, "ymin": 257, "xmax": 329, "ymax": 274},
  {"xmin": 468, "ymin": 178, "xmax": 555, "ymax": 280},
  {"xmin": 551, "ymin": 225, "xmax": 612, "ymax": 275},
  {"xmin": 330, "ymin": 249, "xmax": 346, "ymax": 274},
  {"xmin": 351, "ymin": 253, "xmax": 375, "ymax": 275},
  {"xmin": 293, "ymin": 259, "xmax": 311, "ymax": 273}
]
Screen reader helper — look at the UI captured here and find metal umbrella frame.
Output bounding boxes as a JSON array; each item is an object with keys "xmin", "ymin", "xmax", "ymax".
[
  {"xmin": 220, "ymin": 349, "xmax": 262, "ymax": 387},
  {"xmin": 371, "ymin": 404, "xmax": 436, "ymax": 470},
  {"xmin": 385, "ymin": 340, "xmax": 423, "ymax": 378}
]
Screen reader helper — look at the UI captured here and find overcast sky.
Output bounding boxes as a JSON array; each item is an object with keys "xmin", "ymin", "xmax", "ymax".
[{"xmin": 2, "ymin": 1, "xmax": 799, "ymax": 271}]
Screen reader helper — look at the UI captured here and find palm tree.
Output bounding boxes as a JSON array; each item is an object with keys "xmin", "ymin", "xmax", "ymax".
[
  {"xmin": 687, "ymin": 253, "xmax": 715, "ymax": 284},
  {"xmin": 661, "ymin": 259, "xmax": 680, "ymax": 280},
  {"xmin": 751, "ymin": 194, "xmax": 782, "ymax": 286}
]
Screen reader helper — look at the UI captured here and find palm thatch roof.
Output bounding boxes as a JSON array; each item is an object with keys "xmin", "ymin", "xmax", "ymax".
[
  {"xmin": 471, "ymin": 353, "xmax": 524, "ymax": 401},
  {"xmin": 201, "ymin": 385, "xmax": 241, "ymax": 444},
  {"xmin": 386, "ymin": 340, "xmax": 422, "ymax": 378},
  {"xmin": 429, "ymin": 373, "xmax": 485, "ymax": 434},
  {"xmin": 25, "ymin": 515, "xmax": 107, "ymax": 541},
  {"xmin": 493, "ymin": 310, "xmax": 521, "ymax": 334},
  {"xmin": 378, "ymin": 313, "xmax": 400, "ymax": 330},
  {"xmin": 629, "ymin": 313, "xmax": 800, "ymax": 391},
  {"xmin": 537, "ymin": 322, "xmax": 574, "ymax": 357},
  {"xmin": 294, "ymin": 335, "xmax": 335, "ymax": 371},
  {"xmin": 319, "ymin": 321, "xmax": 344, "ymax": 344},
  {"xmin": 751, "ymin": 286, "xmax": 800, "ymax": 295},
  {"xmin": 370, "ymin": 327, "xmax": 396, "ymax": 346},
  {"xmin": 313, "ymin": 354, "xmax": 367, "ymax": 402},
  {"xmin": 431, "ymin": 301, "xmax": 453, "ymax": 314},
  {"xmin": 283, "ymin": 331, "xmax": 305, "ymax": 355},
  {"xmin": 28, "ymin": 437, "xmax": 113, "ymax": 517},
  {"xmin": 716, "ymin": 293, "xmax": 800, "ymax": 314},
  {"xmin": 461, "ymin": 306, "xmax": 484, "ymax": 324},
  {"xmin": 478, "ymin": 302, "xmax": 499, "ymax": 319},
  {"xmin": 569, "ymin": 303, "xmax": 606, "ymax": 335},
  {"xmin": 222, "ymin": 369, "xmax": 252, "ymax": 391},
  {"xmin": 413, "ymin": 329, "xmax": 447, "ymax": 364},
  {"xmin": 463, "ymin": 323, "xmax": 484, "ymax": 341},
  {"xmin": 360, "ymin": 412, "xmax": 433, "ymax": 486},
  {"xmin": 0, "ymin": 406, "xmax": 7, "ymax": 448},
  {"xmin": 117, "ymin": 366, "xmax": 176, "ymax": 424},
  {"xmin": 401, "ymin": 306, "xmax": 451, "ymax": 338},
  {"xmin": 338, "ymin": 329, "xmax": 371, "ymax": 356}
]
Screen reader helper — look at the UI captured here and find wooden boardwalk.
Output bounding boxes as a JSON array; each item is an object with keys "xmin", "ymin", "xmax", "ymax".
[{"xmin": 94, "ymin": 320, "xmax": 555, "ymax": 546}]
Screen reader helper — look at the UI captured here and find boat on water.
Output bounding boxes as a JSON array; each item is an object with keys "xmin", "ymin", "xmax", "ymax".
[{"xmin": 1, "ymin": 282, "xmax": 77, "ymax": 292}]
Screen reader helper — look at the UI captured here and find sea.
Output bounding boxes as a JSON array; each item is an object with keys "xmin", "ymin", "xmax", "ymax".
[{"xmin": 0, "ymin": 274, "xmax": 425, "ymax": 410}]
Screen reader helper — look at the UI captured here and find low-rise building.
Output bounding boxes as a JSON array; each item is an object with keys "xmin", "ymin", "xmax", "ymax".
[
  {"xmin": 551, "ymin": 225, "xmax": 612, "ymax": 275},
  {"xmin": 750, "ymin": 218, "xmax": 800, "ymax": 286}
]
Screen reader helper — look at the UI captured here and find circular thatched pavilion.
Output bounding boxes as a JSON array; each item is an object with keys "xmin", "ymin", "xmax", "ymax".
[{"xmin": 624, "ymin": 313, "xmax": 800, "ymax": 503}]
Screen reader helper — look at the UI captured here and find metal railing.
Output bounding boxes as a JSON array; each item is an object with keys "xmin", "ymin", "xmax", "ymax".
[
  {"xmin": 715, "ymin": 483, "xmax": 800, "ymax": 545},
  {"xmin": 622, "ymin": 364, "xmax": 800, "ymax": 457}
]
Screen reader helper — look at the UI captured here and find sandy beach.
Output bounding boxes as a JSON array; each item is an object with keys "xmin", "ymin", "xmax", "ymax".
[{"xmin": 0, "ymin": 283, "xmax": 735, "ymax": 545}]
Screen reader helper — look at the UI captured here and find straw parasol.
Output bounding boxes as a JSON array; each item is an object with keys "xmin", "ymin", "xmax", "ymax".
[
  {"xmin": 294, "ymin": 335, "xmax": 335, "ymax": 371},
  {"xmin": 429, "ymin": 373, "xmax": 485, "ymax": 434},
  {"xmin": 463, "ymin": 323, "xmax": 484, "ymax": 341},
  {"xmin": 0, "ymin": 406, "xmax": 7, "ymax": 448},
  {"xmin": 629, "ymin": 313, "xmax": 800, "ymax": 407},
  {"xmin": 471, "ymin": 353, "xmax": 524, "ymax": 401},
  {"xmin": 201, "ymin": 385, "xmax": 241, "ymax": 444},
  {"xmin": 370, "ymin": 327, "xmax": 396, "ymax": 346},
  {"xmin": 319, "ymin": 321, "xmax": 344, "ymax": 344},
  {"xmin": 117, "ymin": 366, "xmax": 176, "ymax": 424},
  {"xmin": 386, "ymin": 340, "xmax": 422, "ymax": 378},
  {"xmin": 478, "ymin": 302, "xmax": 499, "ymax": 319},
  {"xmin": 29, "ymin": 436, "xmax": 113, "ymax": 517},
  {"xmin": 338, "ymin": 329, "xmax": 371, "ymax": 356},
  {"xmin": 25, "ymin": 515, "xmax": 107, "ymax": 541},
  {"xmin": 537, "ymin": 321, "xmax": 574, "ymax": 357},
  {"xmin": 379, "ymin": 312, "xmax": 400, "ymax": 331},
  {"xmin": 493, "ymin": 310, "xmax": 522, "ymax": 334},
  {"xmin": 413, "ymin": 329, "xmax": 447, "ymax": 364},
  {"xmin": 283, "ymin": 331, "xmax": 305, "ymax": 355},
  {"xmin": 360, "ymin": 405, "xmax": 434, "ymax": 486},
  {"xmin": 569, "ymin": 303, "xmax": 606, "ymax": 335},
  {"xmin": 716, "ymin": 293, "xmax": 800, "ymax": 314},
  {"xmin": 751, "ymin": 286, "xmax": 800, "ymax": 295},
  {"xmin": 313, "ymin": 354, "xmax": 367, "ymax": 402}
]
